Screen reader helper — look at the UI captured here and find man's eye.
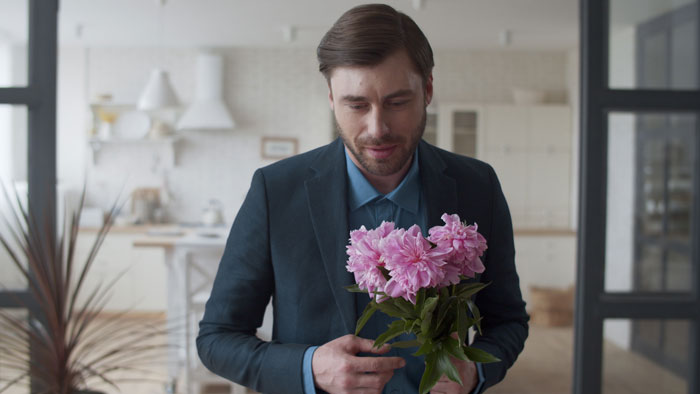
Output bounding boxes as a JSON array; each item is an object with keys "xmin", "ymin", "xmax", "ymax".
[
  {"xmin": 388, "ymin": 101, "xmax": 408, "ymax": 108},
  {"xmin": 348, "ymin": 103, "xmax": 368, "ymax": 110}
]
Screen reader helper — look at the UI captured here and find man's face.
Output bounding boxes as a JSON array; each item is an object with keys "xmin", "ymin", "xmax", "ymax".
[{"xmin": 328, "ymin": 50, "xmax": 433, "ymax": 177}]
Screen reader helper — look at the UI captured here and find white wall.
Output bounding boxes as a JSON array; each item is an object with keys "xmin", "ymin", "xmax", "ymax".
[
  {"xmin": 58, "ymin": 47, "xmax": 571, "ymax": 225},
  {"xmin": 433, "ymin": 50, "xmax": 568, "ymax": 104},
  {"xmin": 603, "ymin": 27, "xmax": 637, "ymax": 350}
]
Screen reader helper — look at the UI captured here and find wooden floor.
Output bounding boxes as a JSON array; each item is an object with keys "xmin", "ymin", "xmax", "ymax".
[
  {"xmin": 489, "ymin": 325, "xmax": 687, "ymax": 394},
  {"xmin": 1, "ymin": 318, "xmax": 688, "ymax": 394}
]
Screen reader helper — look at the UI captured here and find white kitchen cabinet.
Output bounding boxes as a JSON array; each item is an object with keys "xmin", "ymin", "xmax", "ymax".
[
  {"xmin": 513, "ymin": 232, "xmax": 577, "ymax": 306},
  {"xmin": 74, "ymin": 230, "xmax": 166, "ymax": 311},
  {"xmin": 433, "ymin": 103, "xmax": 573, "ymax": 229}
]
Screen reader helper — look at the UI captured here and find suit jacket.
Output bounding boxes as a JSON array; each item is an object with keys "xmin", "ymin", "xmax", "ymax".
[{"xmin": 197, "ymin": 138, "xmax": 529, "ymax": 394}]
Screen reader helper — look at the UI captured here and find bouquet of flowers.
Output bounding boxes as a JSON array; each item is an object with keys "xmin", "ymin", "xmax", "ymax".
[{"xmin": 345, "ymin": 213, "xmax": 499, "ymax": 394}]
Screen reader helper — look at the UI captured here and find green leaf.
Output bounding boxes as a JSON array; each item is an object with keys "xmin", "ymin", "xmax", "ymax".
[
  {"xmin": 440, "ymin": 286, "xmax": 450, "ymax": 299},
  {"xmin": 420, "ymin": 296, "xmax": 439, "ymax": 337},
  {"xmin": 420, "ymin": 296, "xmax": 439, "ymax": 320},
  {"xmin": 456, "ymin": 300, "xmax": 468, "ymax": 347},
  {"xmin": 418, "ymin": 352, "xmax": 441, "ymax": 394},
  {"xmin": 435, "ymin": 296, "xmax": 457, "ymax": 335},
  {"xmin": 437, "ymin": 348, "xmax": 463, "ymax": 386},
  {"xmin": 444, "ymin": 337, "xmax": 468, "ymax": 361},
  {"xmin": 395, "ymin": 297, "xmax": 417, "ymax": 316},
  {"xmin": 413, "ymin": 338, "xmax": 434, "ymax": 356},
  {"xmin": 415, "ymin": 288, "xmax": 426, "ymax": 312},
  {"xmin": 373, "ymin": 320, "xmax": 406, "ymax": 349},
  {"xmin": 455, "ymin": 282, "xmax": 488, "ymax": 299},
  {"xmin": 463, "ymin": 346, "xmax": 501, "ymax": 363},
  {"xmin": 355, "ymin": 302, "xmax": 377, "ymax": 336},
  {"xmin": 344, "ymin": 284, "xmax": 367, "ymax": 293},
  {"xmin": 375, "ymin": 300, "xmax": 409, "ymax": 318},
  {"xmin": 391, "ymin": 339, "xmax": 421, "ymax": 349},
  {"xmin": 466, "ymin": 299, "xmax": 482, "ymax": 335}
]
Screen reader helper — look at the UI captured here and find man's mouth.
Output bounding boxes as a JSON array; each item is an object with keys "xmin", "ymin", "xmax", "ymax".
[{"xmin": 365, "ymin": 145, "xmax": 397, "ymax": 159}]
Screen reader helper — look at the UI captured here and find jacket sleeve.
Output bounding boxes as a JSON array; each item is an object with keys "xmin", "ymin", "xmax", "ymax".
[
  {"xmin": 470, "ymin": 165, "xmax": 530, "ymax": 392},
  {"xmin": 197, "ymin": 169, "xmax": 309, "ymax": 394}
]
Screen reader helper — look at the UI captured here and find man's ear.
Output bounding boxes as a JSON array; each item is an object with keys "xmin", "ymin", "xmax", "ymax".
[
  {"xmin": 328, "ymin": 88, "xmax": 335, "ymax": 111},
  {"xmin": 424, "ymin": 73, "xmax": 434, "ymax": 106}
]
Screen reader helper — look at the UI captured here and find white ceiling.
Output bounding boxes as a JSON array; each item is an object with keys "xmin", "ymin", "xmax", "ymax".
[{"xmin": 0, "ymin": 0, "xmax": 580, "ymax": 50}]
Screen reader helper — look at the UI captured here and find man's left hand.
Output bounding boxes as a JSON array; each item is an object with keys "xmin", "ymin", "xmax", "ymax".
[{"xmin": 430, "ymin": 358, "xmax": 478, "ymax": 394}]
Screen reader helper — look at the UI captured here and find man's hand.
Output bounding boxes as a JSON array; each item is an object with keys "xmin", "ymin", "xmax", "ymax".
[
  {"xmin": 312, "ymin": 334, "xmax": 406, "ymax": 394},
  {"xmin": 430, "ymin": 358, "xmax": 478, "ymax": 394}
]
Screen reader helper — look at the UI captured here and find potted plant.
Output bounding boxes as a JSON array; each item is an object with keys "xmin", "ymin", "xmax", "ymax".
[{"xmin": 0, "ymin": 186, "xmax": 168, "ymax": 394}]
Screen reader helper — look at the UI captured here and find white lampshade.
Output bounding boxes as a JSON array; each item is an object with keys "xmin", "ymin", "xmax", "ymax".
[
  {"xmin": 177, "ymin": 53, "xmax": 235, "ymax": 130},
  {"xmin": 137, "ymin": 69, "xmax": 180, "ymax": 111}
]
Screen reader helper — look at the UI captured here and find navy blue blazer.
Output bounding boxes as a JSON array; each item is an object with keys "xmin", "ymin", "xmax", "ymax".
[{"xmin": 197, "ymin": 138, "xmax": 528, "ymax": 393}]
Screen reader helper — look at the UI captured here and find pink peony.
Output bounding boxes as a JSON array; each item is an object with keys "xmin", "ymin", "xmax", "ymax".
[
  {"xmin": 382, "ymin": 225, "xmax": 452, "ymax": 304},
  {"xmin": 428, "ymin": 213, "xmax": 488, "ymax": 284},
  {"xmin": 346, "ymin": 221, "xmax": 395, "ymax": 299}
]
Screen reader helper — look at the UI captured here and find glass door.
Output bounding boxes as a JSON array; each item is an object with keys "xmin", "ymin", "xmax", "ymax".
[{"xmin": 575, "ymin": 0, "xmax": 700, "ymax": 393}]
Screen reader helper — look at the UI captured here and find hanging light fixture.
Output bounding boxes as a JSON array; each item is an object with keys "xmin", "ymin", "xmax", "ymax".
[
  {"xmin": 137, "ymin": 0, "xmax": 179, "ymax": 111},
  {"xmin": 176, "ymin": 53, "xmax": 235, "ymax": 130}
]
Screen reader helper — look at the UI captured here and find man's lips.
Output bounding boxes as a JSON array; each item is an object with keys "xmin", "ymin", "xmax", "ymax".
[{"xmin": 365, "ymin": 145, "xmax": 397, "ymax": 159}]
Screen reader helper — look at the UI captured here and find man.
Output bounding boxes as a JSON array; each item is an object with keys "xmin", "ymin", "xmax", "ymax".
[{"xmin": 197, "ymin": 4, "xmax": 528, "ymax": 394}]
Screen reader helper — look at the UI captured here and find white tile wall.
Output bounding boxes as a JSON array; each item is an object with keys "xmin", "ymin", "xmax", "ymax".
[{"xmin": 58, "ymin": 47, "xmax": 569, "ymax": 224}]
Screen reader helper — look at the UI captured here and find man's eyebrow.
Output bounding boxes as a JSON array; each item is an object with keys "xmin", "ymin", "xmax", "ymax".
[
  {"xmin": 340, "ymin": 95, "xmax": 367, "ymax": 102},
  {"xmin": 340, "ymin": 89, "xmax": 415, "ymax": 103},
  {"xmin": 383, "ymin": 89, "xmax": 414, "ymax": 100}
]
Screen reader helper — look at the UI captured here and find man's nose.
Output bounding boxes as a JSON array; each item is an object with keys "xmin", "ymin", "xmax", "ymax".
[{"xmin": 366, "ymin": 107, "xmax": 390, "ymax": 138}]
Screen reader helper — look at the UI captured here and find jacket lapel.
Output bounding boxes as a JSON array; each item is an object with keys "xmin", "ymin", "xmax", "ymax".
[
  {"xmin": 305, "ymin": 139, "xmax": 356, "ymax": 333},
  {"xmin": 419, "ymin": 141, "xmax": 459, "ymax": 229}
]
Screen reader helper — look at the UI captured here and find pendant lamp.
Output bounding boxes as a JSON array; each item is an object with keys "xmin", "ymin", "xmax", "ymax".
[{"xmin": 137, "ymin": 0, "xmax": 179, "ymax": 111}]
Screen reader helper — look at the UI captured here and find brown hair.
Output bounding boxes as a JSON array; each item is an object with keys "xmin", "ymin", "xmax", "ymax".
[{"xmin": 317, "ymin": 4, "xmax": 434, "ymax": 83}]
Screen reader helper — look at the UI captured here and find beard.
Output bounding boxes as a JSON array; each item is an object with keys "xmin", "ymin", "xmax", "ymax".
[{"xmin": 337, "ymin": 109, "xmax": 427, "ymax": 177}]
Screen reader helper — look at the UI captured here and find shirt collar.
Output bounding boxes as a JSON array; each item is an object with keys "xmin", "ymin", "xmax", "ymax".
[{"xmin": 345, "ymin": 148, "xmax": 420, "ymax": 214}]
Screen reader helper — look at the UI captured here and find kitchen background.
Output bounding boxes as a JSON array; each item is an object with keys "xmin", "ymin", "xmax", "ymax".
[{"xmin": 2, "ymin": 0, "xmax": 692, "ymax": 393}]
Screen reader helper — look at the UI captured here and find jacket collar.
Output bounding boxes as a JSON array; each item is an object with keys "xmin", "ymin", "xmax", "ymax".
[{"xmin": 304, "ymin": 139, "xmax": 458, "ymax": 333}]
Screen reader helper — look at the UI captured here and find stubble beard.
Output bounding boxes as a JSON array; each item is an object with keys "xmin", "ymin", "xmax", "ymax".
[{"xmin": 337, "ymin": 109, "xmax": 427, "ymax": 177}]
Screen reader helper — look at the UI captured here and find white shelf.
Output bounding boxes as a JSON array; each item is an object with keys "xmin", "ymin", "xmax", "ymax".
[{"xmin": 88, "ymin": 136, "xmax": 182, "ymax": 167}]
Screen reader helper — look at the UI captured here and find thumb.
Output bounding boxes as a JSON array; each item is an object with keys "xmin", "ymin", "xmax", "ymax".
[{"xmin": 348, "ymin": 336, "xmax": 391, "ymax": 354}]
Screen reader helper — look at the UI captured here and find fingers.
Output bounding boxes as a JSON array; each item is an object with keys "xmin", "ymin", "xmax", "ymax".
[
  {"xmin": 350, "ymin": 354, "xmax": 406, "ymax": 373},
  {"xmin": 343, "ymin": 335, "xmax": 391, "ymax": 354}
]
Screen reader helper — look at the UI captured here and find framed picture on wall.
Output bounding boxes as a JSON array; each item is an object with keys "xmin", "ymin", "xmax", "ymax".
[{"xmin": 261, "ymin": 137, "xmax": 298, "ymax": 159}]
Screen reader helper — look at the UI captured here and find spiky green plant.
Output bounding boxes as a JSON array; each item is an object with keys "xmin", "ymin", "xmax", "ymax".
[{"xmin": 0, "ymin": 186, "xmax": 168, "ymax": 394}]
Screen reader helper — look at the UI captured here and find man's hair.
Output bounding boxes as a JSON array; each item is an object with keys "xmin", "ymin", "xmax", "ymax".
[{"xmin": 317, "ymin": 3, "xmax": 434, "ymax": 83}]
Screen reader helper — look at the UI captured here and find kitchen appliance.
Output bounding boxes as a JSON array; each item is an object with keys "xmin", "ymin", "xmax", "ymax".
[
  {"xmin": 201, "ymin": 199, "xmax": 224, "ymax": 226},
  {"xmin": 131, "ymin": 187, "xmax": 161, "ymax": 224}
]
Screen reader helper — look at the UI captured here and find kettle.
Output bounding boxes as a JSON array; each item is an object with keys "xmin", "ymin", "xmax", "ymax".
[{"xmin": 201, "ymin": 199, "xmax": 224, "ymax": 226}]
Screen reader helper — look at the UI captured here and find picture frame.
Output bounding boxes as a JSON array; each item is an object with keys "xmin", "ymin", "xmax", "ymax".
[{"xmin": 261, "ymin": 137, "xmax": 298, "ymax": 159}]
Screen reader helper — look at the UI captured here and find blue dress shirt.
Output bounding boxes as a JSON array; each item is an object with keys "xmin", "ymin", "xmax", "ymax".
[{"xmin": 302, "ymin": 149, "xmax": 485, "ymax": 393}]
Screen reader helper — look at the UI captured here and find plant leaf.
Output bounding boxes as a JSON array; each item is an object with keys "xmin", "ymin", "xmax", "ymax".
[
  {"xmin": 373, "ymin": 320, "xmax": 405, "ymax": 349},
  {"xmin": 413, "ymin": 337, "xmax": 434, "ymax": 356},
  {"xmin": 420, "ymin": 296, "xmax": 439, "ymax": 336},
  {"xmin": 463, "ymin": 346, "xmax": 501, "ymax": 363},
  {"xmin": 466, "ymin": 299, "xmax": 483, "ymax": 335},
  {"xmin": 418, "ymin": 352, "xmax": 441, "ymax": 394},
  {"xmin": 444, "ymin": 337, "xmax": 468, "ymax": 361},
  {"xmin": 355, "ymin": 302, "xmax": 376, "ymax": 336},
  {"xmin": 456, "ymin": 300, "xmax": 468, "ymax": 347},
  {"xmin": 437, "ymin": 348, "xmax": 463, "ymax": 386},
  {"xmin": 456, "ymin": 282, "xmax": 489, "ymax": 300},
  {"xmin": 375, "ymin": 300, "xmax": 409, "ymax": 318},
  {"xmin": 390, "ymin": 339, "xmax": 421, "ymax": 349},
  {"xmin": 344, "ymin": 284, "xmax": 367, "ymax": 293}
]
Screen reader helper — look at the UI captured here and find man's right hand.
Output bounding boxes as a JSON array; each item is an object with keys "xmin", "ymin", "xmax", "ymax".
[{"xmin": 311, "ymin": 334, "xmax": 406, "ymax": 394}]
